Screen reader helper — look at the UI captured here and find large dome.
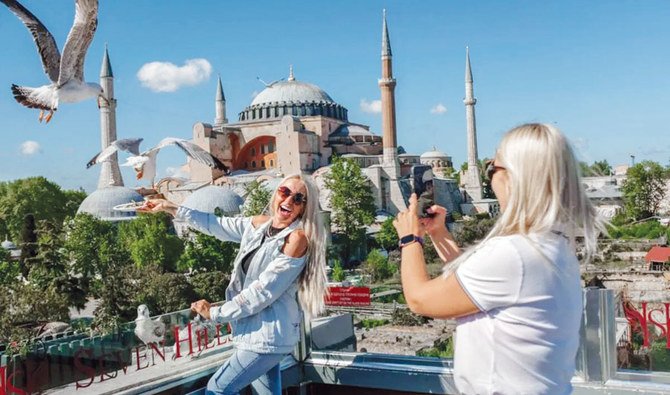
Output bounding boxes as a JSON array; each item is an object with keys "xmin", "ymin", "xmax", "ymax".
[
  {"xmin": 238, "ymin": 68, "xmax": 348, "ymax": 123},
  {"xmin": 77, "ymin": 186, "xmax": 144, "ymax": 221},
  {"xmin": 251, "ymin": 80, "xmax": 334, "ymax": 107},
  {"xmin": 182, "ymin": 186, "xmax": 244, "ymax": 216}
]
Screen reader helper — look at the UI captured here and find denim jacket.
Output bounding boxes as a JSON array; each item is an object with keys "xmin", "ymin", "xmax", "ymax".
[{"xmin": 176, "ymin": 207, "xmax": 306, "ymax": 354}]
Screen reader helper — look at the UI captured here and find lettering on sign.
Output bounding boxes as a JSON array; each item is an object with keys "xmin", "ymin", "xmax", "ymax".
[
  {"xmin": 623, "ymin": 301, "xmax": 670, "ymax": 349},
  {"xmin": 0, "ymin": 323, "xmax": 232, "ymax": 394},
  {"xmin": 325, "ymin": 286, "xmax": 371, "ymax": 306}
]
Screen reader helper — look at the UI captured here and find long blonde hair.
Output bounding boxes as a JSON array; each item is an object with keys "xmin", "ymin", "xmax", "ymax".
[
  {"xmin": 267, "ymin": 173, "xmax": 327, "ymax": 318},
  {"xmin": 448, "ymin": 123, "xmax": 604, "ymax": 272}
]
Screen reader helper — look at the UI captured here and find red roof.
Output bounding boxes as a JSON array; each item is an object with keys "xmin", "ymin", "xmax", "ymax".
[{"xmin": 645, "ymin": 246, "xmax": 670, "ymax": 263}]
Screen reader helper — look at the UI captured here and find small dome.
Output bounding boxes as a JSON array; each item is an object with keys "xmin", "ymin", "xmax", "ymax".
[
  {"xmin": 1, "ymin": 239, "xmax": 17, "ymax": 250},
  {"xmin": 77, "ymin": 186, "xmax": 144, "ymax": 221},
  {"xmin": 251, "ymin": 80, "xmax": 334, "ymax": 107},
  {"xmin": 329, "ymin": 124, "xmax": 374, "ymax": 138},
  {"xmin": 420, "ymin": 147, "xmax": 449, "ymax": 159},
  {"xmin": 182, "ymin": 186, "xmax": 244, "ymax": 216}
]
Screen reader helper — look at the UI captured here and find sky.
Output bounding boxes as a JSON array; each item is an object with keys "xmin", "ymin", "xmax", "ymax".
[{"xmin": 1, "ymin": 1, "xmax": 669, "ymax": 192}]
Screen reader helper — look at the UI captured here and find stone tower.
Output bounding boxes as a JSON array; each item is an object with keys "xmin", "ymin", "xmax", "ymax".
[
  {"xmin": 214, "ymin": 75, "xmax": 227, "ymax": 128},
  {"xmin": 98, "ymin": 45, "xmax": 123, "ymax": 188},
  {"xmin": 463, "ymin": 47, "xmax": 483, "ymax": 201},
  {"xmin": 379, "ymin": 9, "xmax": 399, "ymax": 174}
]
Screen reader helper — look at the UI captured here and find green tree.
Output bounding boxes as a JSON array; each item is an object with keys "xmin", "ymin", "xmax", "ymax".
[
  {"xmin": 64, "ymin": 213, "xmax": 121, "ymax": 278},
  {"xmin": 0, "ymin": 249, "xmax": 19, "ymax": 287},
  {"xmin": 622, "ymin": 161, "xmax": 669, "ymax": 220},
  {"xmin": 376, "ymin": 217, "xmax": 398, "ymax": 252},
  {"xmin": 442, "ymin": 166, "xmax": 460, "ymax": 184},
  {"xmin": 0, "ymin": 177, "xmax": 84, "ymax": 239},
  {"xmin": 331, "ymin": 259, "xmax": 345, "ymax": 282},
  {"xmin": 324, "ymin": 156, "xmax": 376, "ymax": 263},
  {"xmin": 579, "ymin": 161, "xmax": 593, "ymax": 177},
  {"xmin": 243, "ymin": 180, "xmax": 272, "ymax": 216},
  {"xmin": 136, "ymin": 271, "xmax": 198, "ymax": 315},
  {"xmin": 177, "ymin": 231, "xmax": 238, "ymax": 273},
  {"xmin": 363, "ymin": 249, "xmax": 394, "ymax": 283},
  {"xmin": 591, "ymin": 160, "xmax": 612, "ymax": 177},
  {"xmin": 18, "ymin": 213, "xmax": 38, "ymax": 277},
  {"xmin": 190, "ymin": 271, "xmax": 229, "ymax": 302},
  {"xmin": 118, "ymin": 212, "xmax": 184, "ymax": 272}
]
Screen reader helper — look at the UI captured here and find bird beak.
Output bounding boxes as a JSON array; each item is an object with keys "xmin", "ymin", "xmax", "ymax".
[{"xmin": 136, "ymin": 171, "xmax": 143, "ymax": 180}]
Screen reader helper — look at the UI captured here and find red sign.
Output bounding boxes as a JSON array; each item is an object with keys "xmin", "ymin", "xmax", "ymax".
[{"xmin": 325, "ymin": 286, "xmax": 371, "ymax": 306}]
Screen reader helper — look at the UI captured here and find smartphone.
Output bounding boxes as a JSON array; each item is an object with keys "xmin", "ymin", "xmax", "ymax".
[{"xmin": 412, "ymin": 165, "xmax": 435, "ymax": 218}]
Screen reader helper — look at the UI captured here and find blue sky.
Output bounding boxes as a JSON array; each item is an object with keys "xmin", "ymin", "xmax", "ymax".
[{"xmin": 1, "ymin": 1, "xmax": 669, "ymax": 192}]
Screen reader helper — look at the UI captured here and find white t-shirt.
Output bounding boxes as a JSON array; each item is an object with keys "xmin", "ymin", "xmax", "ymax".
[{"xmin": 454, "ymin": 232, "xmax": 582, "ymax": 395}]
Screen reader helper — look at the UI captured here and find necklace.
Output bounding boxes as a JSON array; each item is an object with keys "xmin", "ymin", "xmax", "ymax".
[{"xmin": 266, "ymin": 225, "xmax": 284, "ymax": 237}]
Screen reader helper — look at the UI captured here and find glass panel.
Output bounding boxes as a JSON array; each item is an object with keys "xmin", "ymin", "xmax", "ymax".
[
  {"xmin": 1, "ymin": 305, "xmax": 232, "ymax": 394},
  {"xmin": 616, "ymin": 289, "xmax": 670, "ymax": 372}
]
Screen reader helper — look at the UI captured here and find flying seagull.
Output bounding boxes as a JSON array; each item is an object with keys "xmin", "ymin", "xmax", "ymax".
[
  {"xmin": 85, "ymin": 138, "xmax": 144, "ymax": 169},
  {"xmin": 1, "ymin": 0, "xmax": 102, "ymax": 123},
  {"xmin": 87, "ymin": 137, "xmax": 229, "ymax": 186},
  {"xmin": 134, "ymin": 304, "xmax": 166, "ymax": 347}
]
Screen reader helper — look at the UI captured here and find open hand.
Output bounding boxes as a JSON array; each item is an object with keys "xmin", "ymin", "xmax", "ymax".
[{"xmin": 136, "ymin": 198, "xmax": 178, "ymax": 217}]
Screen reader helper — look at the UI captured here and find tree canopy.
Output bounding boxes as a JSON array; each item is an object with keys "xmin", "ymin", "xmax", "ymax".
[
  {"xmin": 323, "ymin": 156, "xmax": 376, "ymax": 263},
  {"xmin": 242, "ymin": 180, "xmax": 272, "ymax": 216},
  {"xmin": 0, "ymin": 177, "xmax": 84, "ymax": 239},
  {"xmin": 621, "ymin": 161, "xmax": 669, "ymax": 220}
]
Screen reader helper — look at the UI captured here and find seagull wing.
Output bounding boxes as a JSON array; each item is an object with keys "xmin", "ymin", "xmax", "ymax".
[
  {"xmin": 154, "ymin": 137, "xmax": 228, "ymax": 170},
  {"xmin": 58, "ymin": 0, "xmax": 98, "ymax": 85},
  {"xmin": 115, "ymin": 137, "xmax": 144, "ymax": 156},
  {"xmin": 86, "ymin": 138, "xmax": 143, "ymax": 168},
  {"xmin": 1, "ymin": 0, "xmax": 61, "ymax": 82}
]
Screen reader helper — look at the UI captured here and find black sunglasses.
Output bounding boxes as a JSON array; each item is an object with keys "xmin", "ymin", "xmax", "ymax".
[
  {"xmin": 277, "ymin": 186, "xmax": 307, "ymax": 205},
  {"xmin": 484, "ymin": 159, "xmax": 505, "ymax": 181}
]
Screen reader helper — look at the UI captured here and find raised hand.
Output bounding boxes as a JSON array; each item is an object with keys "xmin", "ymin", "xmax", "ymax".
[{"xmin": 136, "ymin": 198, "xmax": 178, "ymax": 217}]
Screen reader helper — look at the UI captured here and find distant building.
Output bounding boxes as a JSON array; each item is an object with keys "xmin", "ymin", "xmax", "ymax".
[
  {"xmin": 645, "ymin": 246, "xmax": 670, "ymax": 271},
  {"xmin": 157, "ymin": 11, "xmax": 466, "ymax": 217}
]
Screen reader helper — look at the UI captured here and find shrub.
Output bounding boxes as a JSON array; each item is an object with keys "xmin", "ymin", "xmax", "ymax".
[
  {"xmin": 391, "ymin": 307, "xmax": 430, "ymax": 326},
  {"xmin": 189, "ymin": 271, "xmax": 229, "ymax": 303},
  {"xmin": 136, "ymin": 272, "xmax": 198, "ymax": 315}
]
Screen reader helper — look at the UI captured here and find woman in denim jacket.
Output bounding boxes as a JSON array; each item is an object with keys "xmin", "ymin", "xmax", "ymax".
[{"xmin": 142, "ymin": 174, "xmax": 327, "ymax": 395}]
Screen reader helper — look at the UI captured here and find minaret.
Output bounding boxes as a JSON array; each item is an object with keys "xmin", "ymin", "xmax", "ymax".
[
  {"xmin": 463, "ymin": 47, "xmax": 483, "ymax": 201},
  {"xmin": 379, "ymin": 9, "xmax": 399, "ymax": 173},
  {"xmin": 214, "ymin": 75, "xmax": 227, "ymax": 128},
  {"xmin": 98, "ymin": 45, "xmax": 123, "ymax": 188}
]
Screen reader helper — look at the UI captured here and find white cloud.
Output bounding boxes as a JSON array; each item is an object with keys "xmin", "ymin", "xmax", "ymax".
[
  {"xmin": 430, "ymin": 103, "xmax": 447, "ymax": 115},
  {"xmin": 360, "ymin": 99, "xmax": 382, "ymax": 114},
  {"xmin": 137, "ymin": 58, "xmax": 212, "ymax": 92},
  {"xmin": 20, "ymin": 140, "xmax": 41, "ymax": 155}
]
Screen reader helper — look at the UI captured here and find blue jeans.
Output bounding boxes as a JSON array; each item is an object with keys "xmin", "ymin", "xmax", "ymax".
[{"xmin": 206, "ymin": 349, "xmax": 286, "ymax": 395}]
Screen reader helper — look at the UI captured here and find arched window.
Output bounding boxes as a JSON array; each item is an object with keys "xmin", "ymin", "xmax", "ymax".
[
  {"xmin": 252, "ymin": 161, "xmax": 257, "ymax": 168},
  {"xmin": 270, "ymin": 160, "xmax": 274, "ymax": 167},
  {"xmin": 251, "ymin": 147, "xmax": 256, "ymax": 156},
  {"xmin": 261, "ymin": 160, "xmax": 265, "ymax": 167}
]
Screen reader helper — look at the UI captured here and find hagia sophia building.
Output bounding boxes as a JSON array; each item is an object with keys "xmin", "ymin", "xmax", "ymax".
[{"xmin": 78, "ymin": 11, "xmax": 498, "ymax": 224}]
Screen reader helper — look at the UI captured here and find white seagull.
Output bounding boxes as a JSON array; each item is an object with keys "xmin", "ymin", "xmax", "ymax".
[
  {"xmin": 85, "ymin": 138, "xmax": 144, "ymax": 169},
  {"xmin": 1, "ymin": 0, "xmax": 102, "ymax": 123},
  {"xmin": 119, "ymin": 137, "xmax": 229, "ymax": 186},
  {"xmin": 134, "ymin": 304, "xmax": 166, "ymax": 347}
]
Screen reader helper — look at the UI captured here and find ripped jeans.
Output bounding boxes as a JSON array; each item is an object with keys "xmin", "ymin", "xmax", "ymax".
[{"xmin": 205, "ymin": 349, "xmax": 286, "ymax": 395}]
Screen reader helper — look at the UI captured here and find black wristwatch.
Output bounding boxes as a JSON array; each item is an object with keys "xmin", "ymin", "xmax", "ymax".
[{"xmin": 398, "ymin": 234, "xmax": 424, "ymax": 249}]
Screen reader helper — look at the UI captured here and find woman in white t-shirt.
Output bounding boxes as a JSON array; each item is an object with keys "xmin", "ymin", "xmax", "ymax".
[{"xmin": 394, "ymin": 123, "xmax": 603, "ymax": 395}]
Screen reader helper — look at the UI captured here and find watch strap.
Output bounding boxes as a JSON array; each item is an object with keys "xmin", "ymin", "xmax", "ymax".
[{"xmin": 398, "ymin": 234, "xmax": 424, "ymax": 249}]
